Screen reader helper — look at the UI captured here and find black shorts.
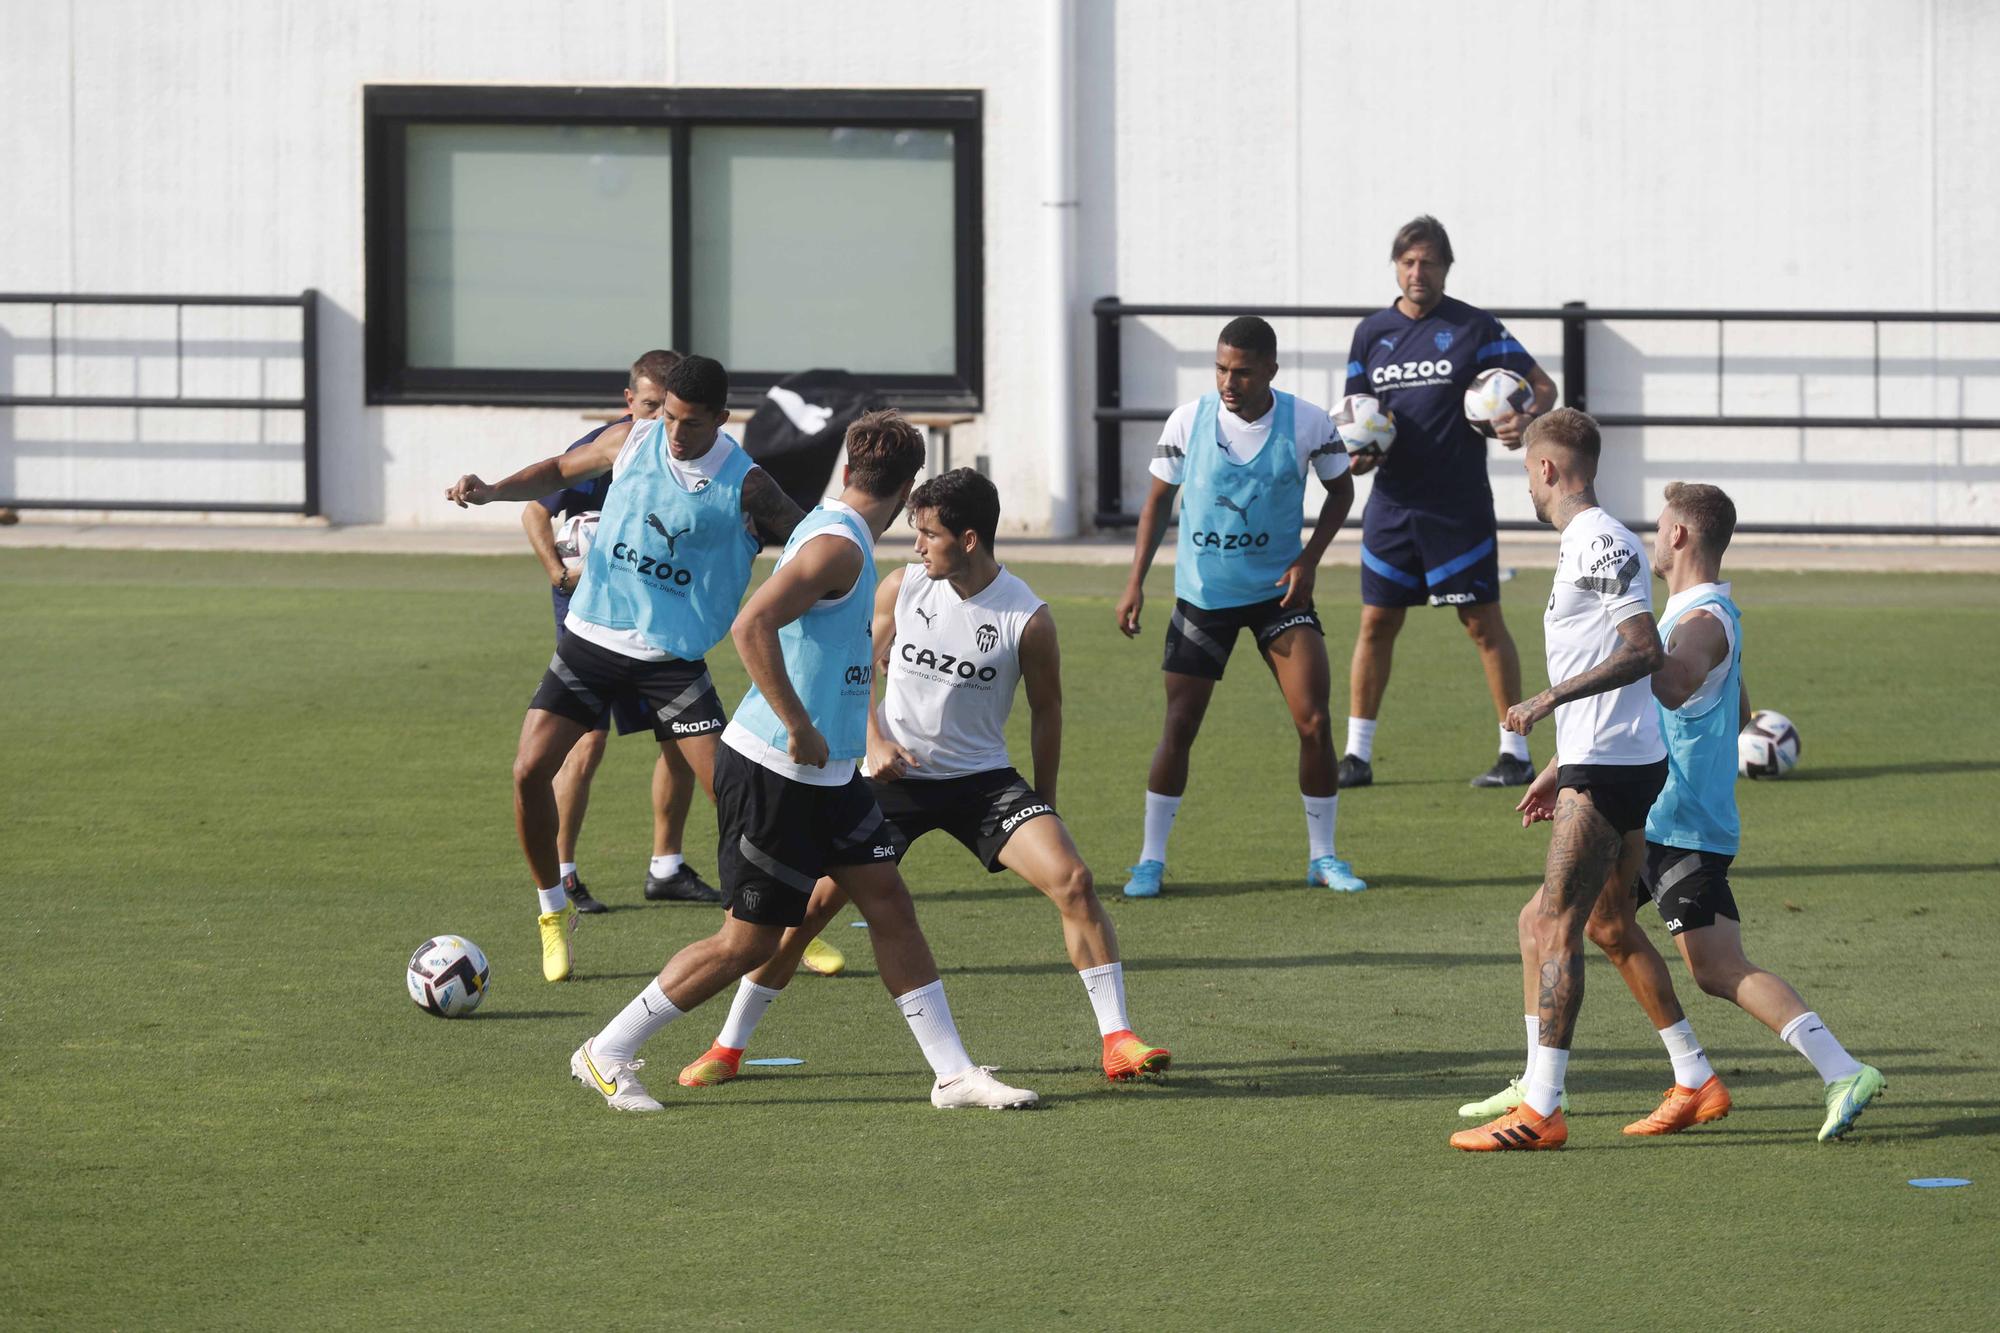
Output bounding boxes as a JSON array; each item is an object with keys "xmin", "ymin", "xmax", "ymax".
[
  {"xmin": 1360, "ymin": 494, "xmax": 1501, "ymax": 609},
  {"xmin": 528, "ymin": 630, "xmax": 725, "ymax": 743},
  {"xmin": 714, "ymin": 745, "xmax": 898, "ymax": 927},
  {"xmin": 1556, "ymin": 760, "xmax": 1668, "ymax": 836},
  {"xmin": 1162, "ymin": 597, "xmax": 1323, "ymax": 680},
  {"xmin": 1637, "ymin": 841, "xmax": 1741, "ymax": 936},
  {"xmin": 550, "ymin": 611, "xmax": 653, "ymax": 736},
  {"xmin": 871, "ymin": 767, "xmax": 1058, "ymax": 872}
]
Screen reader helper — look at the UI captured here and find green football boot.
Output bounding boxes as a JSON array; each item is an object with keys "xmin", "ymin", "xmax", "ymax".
[
  {"xmin": 1817, "ymin": 1064, "xmax": 1886, "ymax": 1142},
  {"xmin": 1457, "ymin": 1077, "xmax": 1569, "ymax": 1119}
]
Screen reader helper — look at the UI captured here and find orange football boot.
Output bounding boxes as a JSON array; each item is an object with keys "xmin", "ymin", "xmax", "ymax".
[
  {"xmin": 677, "ymin": 1043, "xmax": 744, "ymax": 1088},
  {"xmin": 1624, "ymin": 1074, "xmax": 1732, "ymax": 1135},
  {"xmin": 1450, "ymin": 1103, "xmax": 1568, "ymax": 1151},
  {"xmin": 1102, "ymin": 1031, "xmax": 1172, "ymax": 1080}
]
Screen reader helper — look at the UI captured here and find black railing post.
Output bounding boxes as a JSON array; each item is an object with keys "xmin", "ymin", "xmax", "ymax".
[
  {"xmin": 301, "ymin": 288, "xmax": 321, "ymax": 517},
  {"xmin": 1094, "ymin": 296, "xmax": 1122, "ymax": 522},
  {"xmin": 1561, "ymin": 300, "xmax": 1588, "ymax": 410}
]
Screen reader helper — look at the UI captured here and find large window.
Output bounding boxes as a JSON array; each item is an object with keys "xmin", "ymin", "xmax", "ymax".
[{"xmin": 364, "ymin": 87, "xmax": 982, "ymax": 408}]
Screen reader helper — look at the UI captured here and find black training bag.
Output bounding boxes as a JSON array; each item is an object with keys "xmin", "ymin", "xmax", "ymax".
[{"xmin": 742, "ymin": 369, "xmax": 887, "ymax": 527}]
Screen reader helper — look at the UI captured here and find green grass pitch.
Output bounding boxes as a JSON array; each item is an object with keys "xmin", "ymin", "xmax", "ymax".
[{"xmin": 2, "ymin": 548, "xmax": 1996, "ymax": 1328}]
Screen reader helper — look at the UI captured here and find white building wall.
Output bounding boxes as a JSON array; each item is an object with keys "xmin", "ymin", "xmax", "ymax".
[{"xmin": 2, "ymin": 0, "xmax": 1996, "ymax": 532}]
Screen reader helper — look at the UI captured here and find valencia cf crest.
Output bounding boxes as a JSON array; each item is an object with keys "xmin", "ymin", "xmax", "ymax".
[
  {"xmin": 976, "ymin": 623, "xmax": 999, "ymax": 653},
  {"xmin": 1434, "ymin": 330, "xmax": 1453, "ymax": 352}
]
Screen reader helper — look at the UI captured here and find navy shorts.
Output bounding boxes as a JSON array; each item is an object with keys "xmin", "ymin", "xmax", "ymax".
[
  {"xmin": 1359, "ymin": 495, "xmax": 1501, "ymax": 609},
  {"xmin": 552, "ymin": 593, "xmax": 652, "ymax": 736}
]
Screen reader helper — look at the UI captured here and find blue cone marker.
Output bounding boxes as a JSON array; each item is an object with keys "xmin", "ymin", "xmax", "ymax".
[
  {"xmin": 1909, "ymin": 1178, "xmax": 1971, "ymax": 1189},
  {"xmin": 744, "ymin": 1057, "xmax": 805, "ymax": 1067},
  {"xmin": 850, "ymin": 920, "xmax": 869, "ymax": 928}
]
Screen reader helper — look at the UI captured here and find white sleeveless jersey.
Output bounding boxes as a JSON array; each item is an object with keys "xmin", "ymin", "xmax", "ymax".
[{"xmin": 880, "ymin": 565, "xmax": 1047, "ymax": 780}]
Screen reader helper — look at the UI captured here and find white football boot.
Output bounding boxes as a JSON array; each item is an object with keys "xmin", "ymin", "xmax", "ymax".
[
  {"xmin": 571, "ymin": 1040, "xmax": 665, "ymax": 1113},
  {"xmin": 930, "ymin": 1065, "xmax": 1039, "ymax": 1110}
]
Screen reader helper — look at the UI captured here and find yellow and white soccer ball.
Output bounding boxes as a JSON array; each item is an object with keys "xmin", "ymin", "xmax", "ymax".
[
  {"xmin": 1333, "ymin": 393, "xmax": 1397, "ymax": 457},
  {"xmin": 1464, "ymin": 368, "xmax": 1534, "ymax": 438},
  {"xmin": 1738, "ymin": 709, "xmax": 1802, "ymax": 779}
]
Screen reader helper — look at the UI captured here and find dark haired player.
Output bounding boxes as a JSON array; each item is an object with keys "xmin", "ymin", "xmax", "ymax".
[
  {"xmin": 676, "ymin": 468, "xmax": 1171, "ymax": 1088},
  {"xmin": 1116, "ymin": 316, "xmax": 1364, "ymax": 896},
  {"xmin": 446, "ymin": 355, "xmax": 806, "ymax": 984},
  {"xmin": 1339, "ymin": 215, "xmax": 1559, "ymax": 790},
  {"xmin": 569, "ymin": 416, "xmax": 1037, "ymax": 1112},
  {"xmin": 1642, "ymin": 482, "xmax": 1883, "ymax": 1140},
  {"xmin": 518, "ymin": 349, "xmax": 718, "ymax": 912},
  {"xmin": 1453, "ymin": 409, "xmax": 1670, "ymax": 1152}
]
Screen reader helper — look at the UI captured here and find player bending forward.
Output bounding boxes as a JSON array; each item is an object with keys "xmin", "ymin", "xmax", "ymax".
[
  {"xmin": 1452, "ymin": 410, "xmax": 1671, "ymax": 1153},
  {"xmin": 1639, "ymin": 482, "xmax": 1884, "ymax": 1139},
  {"xmin": 571, "ymin": 414, "xmax": 1037, "ymax": 1112},
  {"xmin": 678, "ymin": 469, "xmax": 1172, "ymax": 1090}
]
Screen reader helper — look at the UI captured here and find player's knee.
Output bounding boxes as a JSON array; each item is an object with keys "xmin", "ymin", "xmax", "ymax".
[
  {"xmin": 1049, "ymin": 862, "xmax": 1096, "ymax": 915},
  {"xmin": 1293, "ymin": 707, "xmax": 1332, "ymax": 747},
  {"xmin": 1584, "ymin": 913, "xmax": 1631, "ymax": 959},
  {"xmin": 1161, "ymin": 707, "xmax": 1204, "ymax": 750}
]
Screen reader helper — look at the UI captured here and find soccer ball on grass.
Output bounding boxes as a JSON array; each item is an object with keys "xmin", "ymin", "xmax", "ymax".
[
  {"xmin": 407, "ymin": 936, "xmax": 491, "ymax": 1017},
  {"xmin": 1737, "ymin": 710, "xmax": 1801, "ymax": 779}
]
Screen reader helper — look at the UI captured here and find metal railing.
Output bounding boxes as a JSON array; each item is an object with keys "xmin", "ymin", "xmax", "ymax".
[
  {"xmin": 0, "ymin": 290, "xmax": 320, "ymax": 515},
  {"xmin": 1092, "ymin": 297, "xmax": 2000, "ymax": 535}
]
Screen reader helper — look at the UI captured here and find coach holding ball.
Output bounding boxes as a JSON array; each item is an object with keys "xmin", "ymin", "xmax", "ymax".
[{"xmin": 1338, "ymin": 216, "xmax": 1560, "ymax": 790}]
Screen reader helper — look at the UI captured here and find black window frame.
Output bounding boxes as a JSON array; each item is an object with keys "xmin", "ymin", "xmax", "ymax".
[{"xmin": 363, "ymin": 84, "xmax": 983, "ymax": 411}]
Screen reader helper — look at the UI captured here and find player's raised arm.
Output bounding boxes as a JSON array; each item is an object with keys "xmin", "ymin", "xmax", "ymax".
[
  {"xmin": 446, "ymin": 420, "xmax": 629, "ymax": 507},
  {"xmin": 865, "ymin": 566, "xmax": 921, "ymax": 781},
  {"xmin": 1117, "ymin": 474, "xmax": 1178, "ymax": 637},
  {"xmin": 730, "ymin": 532, "xmax": 865, "ymax": 768},
  {"xmin": 1018, "ymin": 604, "xmax": 1063, "ymax": 804},
  {"xmin": 1651, "ymin": 608, "xmax": 1730, "ymax": 710},
  {"xmin": 1506, "ymin": 611, "xmax": 1666, "ymax": 735},
  {"xmin": 740, "ymin": 465, "xmax": 807, "ymax": 544}
]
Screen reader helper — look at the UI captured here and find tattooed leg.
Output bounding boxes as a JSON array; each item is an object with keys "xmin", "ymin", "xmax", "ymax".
[
  {"xmin": 1532, "ymin": 789, "xmax": 1622, "ymax": 1049},
  {"xmin": 1584, "ymin": 835, "xmax": 1687, "ymax": 1030}
]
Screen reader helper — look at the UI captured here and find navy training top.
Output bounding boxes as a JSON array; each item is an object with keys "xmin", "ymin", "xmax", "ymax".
[{"xmin": 1344, "ymin": 295, "xmax": 1538, "ymax": 511}]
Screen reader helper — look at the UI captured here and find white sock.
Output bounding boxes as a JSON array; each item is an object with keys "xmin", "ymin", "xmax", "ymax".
[
  {"xmin": 896, "ymin": 979, "xmax": 974, "ymax": 1077},
  {"xmin": 1524, "ymin": 1045, "xmax": 1569, "ymax": 1116},
  {"xmin": 1140, "ymin": 792, "xmax": 1181, "ymax": 865},
  {"xmin": 536, "ymin": 883, "xmax": 568, "ymax": 914},
  {"xmin": 1079, "ymin": 962, "xmax": 1130, "ymax": 1037},
  {"xmin": 1658, "ymin": 1019, "xmax": 1715, "ymax": 1089},
  {"xmin": 1521, "ymin": 1015, "xmax": 1541, "ymax": 1082},
  {"xmin": 558, "ymin": 860, "xmax": 578, "ymax": 881},
  {"xmin": 716, "ymin": 979, "xmax": 780, "ymax": 1050},
  {"xmin": 1303, "ymin": 793, "xmax": 1338, "ymax": 858},
  {"xmin": 1780, "ymin": 1011, "xmax": 1864, "ymax": 1083},
  {"xmin": 593, "ymin": 980, "xmax": 683, "ymax": 1064},
  {"xmin": 1498, "ymin": 726, "xmax": 1529, "ymax": 762},
  {"xmin": 650, "ymin": 853, "xmax": 684, "ymax": 878},
  {"xmin": 1345, "ymin": 716, "xmax": 1377, "ymax": 762}
]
